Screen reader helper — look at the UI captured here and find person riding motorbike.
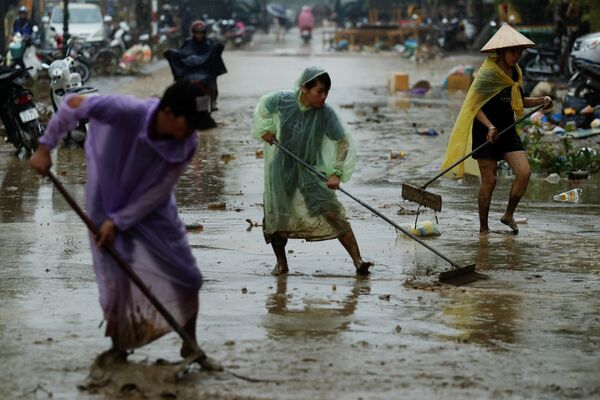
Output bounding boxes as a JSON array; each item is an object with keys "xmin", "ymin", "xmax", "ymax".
[
  {"xmin": 298, "ymin": 7, "xmax": 314, "ymax": 31},
  {"xmin": 164, "ymin": 20, "xmax": 227, "ymax": 111},
  {"xmin": 12, "ymin": 6, "xmax": 33, "ymax": 39}
]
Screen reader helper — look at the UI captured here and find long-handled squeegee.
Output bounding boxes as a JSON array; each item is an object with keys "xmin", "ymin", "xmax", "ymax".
[
  {"xmin": 402, "ymin": 104, "xmax": 544, "ymax": 212},
  {"xmin": 272, "ymin": 141, "xmax": 477, "ymax": 285}
]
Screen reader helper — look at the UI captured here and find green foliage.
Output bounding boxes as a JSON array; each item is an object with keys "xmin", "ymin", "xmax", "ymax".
[{"xmin": 522, "ymin": 128, "xmax": 600, "ymax": 173}]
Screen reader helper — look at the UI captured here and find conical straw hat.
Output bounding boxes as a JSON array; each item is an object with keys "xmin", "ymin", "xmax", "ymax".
[{"xmin": 480, "ymin": 23, "xmax": 535, "ymax": 53}]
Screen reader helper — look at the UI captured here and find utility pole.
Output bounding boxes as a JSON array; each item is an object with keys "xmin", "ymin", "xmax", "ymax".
[
  {"xmin": 63, "ymin": 0, "xmax": 70, "ymax": 57},
  {"xmin": 0, "ymin": 1, "xmax": 6, "ymax": 56}
]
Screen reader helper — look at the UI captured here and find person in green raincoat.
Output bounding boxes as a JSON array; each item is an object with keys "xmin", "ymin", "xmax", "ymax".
[{"xmin": 252, "ymin": 66, "xmax": 373, "ymax": 275}]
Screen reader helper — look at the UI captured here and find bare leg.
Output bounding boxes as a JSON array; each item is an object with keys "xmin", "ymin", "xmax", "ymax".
[
  {"xmin": 94, "ymin": 337, "xmax": 128, "ymax": 368},
  {"xmin": 338, "ymin": 229, "xmax": 373, "ymax": 275},
  {"xmin": 477, "ymin": 159, "xmax": 498, "ymax": 233},
  {"xmin": 270, "ymin": 234, "xmax": 289, "ymax": 275},
  {"xmin": 180, "ymin": 312, "xmax": 198, "ymax": 358},
  {"xmin": 322, "ymin": 211, "xmax": 372, "ymax": 274},
  {"xmin": 501, "ymin": 151, "xmax": 531, "ymax": 233}
]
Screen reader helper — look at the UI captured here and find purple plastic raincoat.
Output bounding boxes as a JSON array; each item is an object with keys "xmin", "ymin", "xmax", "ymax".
[{"xmin": 40, "ymin": 94, "xmax": 202, "ymax": 349}]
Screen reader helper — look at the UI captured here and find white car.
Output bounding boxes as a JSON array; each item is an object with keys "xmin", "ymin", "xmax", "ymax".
[{"xmin": 49, "ymin": 3, "xmax": 105, "ymax": 43}]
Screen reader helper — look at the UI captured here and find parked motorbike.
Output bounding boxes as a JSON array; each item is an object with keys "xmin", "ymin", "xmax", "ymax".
[
  {"xmin": 110, "ymin": 21, "xmax": 134, "ymax": 57},
  {"xmin": 436, "ymin": 17, "xmax": 474, "ymax": 51},
  {"xmin": 42, "ymin": 41, "xmax": 98, "ymax": 146},
  {"xmin": 568, "ymin": 58, "xmax": 600, "ymax": 108},
  {"xmin": 0, "ymin": 66, "xmax": 44, "ymax": 156}
]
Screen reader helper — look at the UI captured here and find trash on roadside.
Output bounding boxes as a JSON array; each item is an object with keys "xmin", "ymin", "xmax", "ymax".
[
  {"xmin": 245, "ymin": 219, "xmax": 261, "ymax": 232},
  {"xmin": 590, "ymin": 118, "xmax": 600, "ymax": 129},
  {"xmin": 545, "ymin": 173, "xmax": 560, "ymax": 183},
  {"xmin": 255, "ymin": 149, "xmax": 264, "ymax": 158},
  {"xmin": 409, "ymin": 80, "xmax": 431, "ymax": 95},
  {"xmin": 397, "ymin": 220, "xmax": 440, "ymax": 237},
  {"xmin": 207, "ymin": 202, "xmax": 226, "ymax": 210},
  {"xmin": 414, "ymin": 128, "xmax": 439, "ymax": 136},
  {"xmin": 515, "ymin": 217, "xmax": 528, "ymax": 224},
  {"xmin": 553, "ymin": 188, "xmax": 582, "ymax": 203},
  {"xmin": 530, "ymin": 81, "xmax": 554, "ymax": 98},
  {"xmin": 581, "ymin": 105, "xmax": 595, "ymax": 115},
  {"xmin": 185, "ymin": 223, "xmax": 204, "ymax": 232},
  {"xmin": 441, "ymin": 64, "xmax": 474, "ymax": 92},
  {"xmin": 530, "ymin": 111, "xmax": 545, "ymax": 126},
  {"xmin": 568, "ymin": 170, "xmax": 589, "ymax": 180},
  {"xmin": 221, "ymin": 154, "xmax": 236, "ymax": 163},
  {"xmin": 390, "ymin": 151, "xmax": 406, "ymax": 159}
]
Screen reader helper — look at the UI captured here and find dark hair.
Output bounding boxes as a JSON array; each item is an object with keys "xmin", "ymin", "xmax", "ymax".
[
  {"xmin": 304, "ymin": 73, "xmax": 331, "ymax": 91},
  {"xmin": 159, "ymin": 80, "xmax": 215, "ymax": 130}
]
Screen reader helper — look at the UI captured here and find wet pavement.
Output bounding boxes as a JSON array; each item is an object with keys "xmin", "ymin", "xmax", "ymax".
[{"xmin": 1, "ymin": 32, "xmax": 600, "ymax": 399}]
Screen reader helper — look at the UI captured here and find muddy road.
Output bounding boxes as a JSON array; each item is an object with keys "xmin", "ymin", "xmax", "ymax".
[{"xmin": 1, "ymin": 41, "xmax": 599, "ymax": 399}]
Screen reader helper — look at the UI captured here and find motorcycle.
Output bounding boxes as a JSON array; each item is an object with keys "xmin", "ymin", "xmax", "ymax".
[
  {"xmin": 6, "ymin": 31, "xmax": 42, "ymax": 79},
  {"xmin": 0, "ymin": 66, "xmax": 44, "ymax": 156},
  {"xmin": 110, "ymin": 21, "xmax": 134, "ymax": 57},
  {"xmin": 568, "ymin": 58, "xmax": 600, "ymax": 108},
  {"xmin": 300, "ymin": 28, "xmax": 312, "ymax": 44},
  {"xmin": 164, "ymin": 48, "xmax": 221, "ymax": 126},
  {"xmin": 42, "ymin": 41, "xmax": 98, "ymax": 146}
]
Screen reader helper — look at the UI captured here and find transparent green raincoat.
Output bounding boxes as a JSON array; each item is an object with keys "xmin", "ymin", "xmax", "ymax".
[{"xmin": 252, "ymin": 67, "xmax": 357, "ymax": 242}]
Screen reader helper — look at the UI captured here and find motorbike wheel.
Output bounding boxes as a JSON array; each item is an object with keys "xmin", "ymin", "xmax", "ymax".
[
  {"xmin": 93, "ymin": 50, "xmax": 118, "ymax": 76},
  {"xmin": 50, "ymin": 90, "xmax": 59, "ymax": 112},
  {"xmin": 74, "ymin": 59, "xmax": 92, "ymax": 83},
  {"xmin": 19, "ymin": 119, "xmax": 43, "ymax": 156}
]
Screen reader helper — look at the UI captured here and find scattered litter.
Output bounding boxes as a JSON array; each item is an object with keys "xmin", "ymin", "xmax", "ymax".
[
  {"xmin": 545, "ymin": 173, "xmax": 560, "ymax": 183},
  {"xmin": 185, "ymin": 223, "xmax": 204, "ymax": 232},
  {"xmin": 390, "ymin": 151, "xmax": 406, "ymax": 159},
  {"xmin": 568, "ymin": 170, "xmax": 589, "ymax": 180},
  {"xmin": 553, "ymin": 188, "xmax": 582, "ymax": 203},
  {"xmin": 241, "ymin": 287, "xmax": 248, "ymax": 294},
  {"xmin": 581, "ymin": 105, "xmax": 595, "ymax": 115},
  {"xmin": 207, "ymin": 202, "xmax": 226, "ymax": 210},
  {"xmin": 221, "ymin": 154, "xmax": 236, "ymax": 163},
  {"xmin": 245, "ymin": 219, "xmax": 262, "ymax": 231},
  {"xmin": 591, "ymin": 118, "xmax": 600, "ymax": 129},
  {"xmin": 331, "ymin": 284, "xmax": 336, "ymax": 292},
  {"xmin": 414, "ymin": 128, "xmax": 439, "ymax": 136},
  {"xmin": 396, "ymin": 205, "xmax": 418, "ymax": 215},
  {"xmin": 397, "ymin": 220, "xmax": 440, "ymax": 237},
  {"xmin": 515, "ymin": 217, "xmax": 528, "ymax": 224},
  {"xmin": 255, "ymin": 149, "xmax": 264, "ymax": 158},
  {"xmin": 394, "ymin": 325, "xmax": 402, "ymax": 333},
  {"xmin": 409, "ymin": 80, "xmax": 431, "ymax": 95},
  {"xmin": 378, "ymin": 294, "xmax": 391, "ymax": 301}
]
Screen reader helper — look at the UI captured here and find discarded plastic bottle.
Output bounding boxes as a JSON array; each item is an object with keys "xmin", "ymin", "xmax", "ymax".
[
  {"xmin": 553, "ymin": 188, "xmax": 582, "ymax": 203},
  {"xmin": 414, "ymin": 128, "xmax": 439, "ymax": 136}
]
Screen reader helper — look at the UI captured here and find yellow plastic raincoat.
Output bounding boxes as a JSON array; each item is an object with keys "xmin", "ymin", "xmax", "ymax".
[
  {"xmin": 252, "ymin": 67, "xmax": 357, "ymax": 242},
  {"xmin": 440, "ymin": 56, "xmax": 525, "ymax": 177}
]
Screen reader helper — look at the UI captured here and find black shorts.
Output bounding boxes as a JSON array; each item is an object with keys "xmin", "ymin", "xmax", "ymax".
[{"xmin": 472, "ymin": 128, "xmax": 525, "ymax": 161}]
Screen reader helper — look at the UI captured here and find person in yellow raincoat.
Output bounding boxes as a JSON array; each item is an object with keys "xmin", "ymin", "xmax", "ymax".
[
  {"xmin": 440, "ymin": 24, "xmax": 553, "ymax": 234},
  {"xmin": 252, "ymin": 67, "xmax": 373, "ymax": 275}
]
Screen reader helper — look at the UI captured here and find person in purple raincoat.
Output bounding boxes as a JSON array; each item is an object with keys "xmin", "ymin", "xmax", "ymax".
[{"xmin": 29, "ymin": 81, "xmax": 215, "ymax": 365}]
